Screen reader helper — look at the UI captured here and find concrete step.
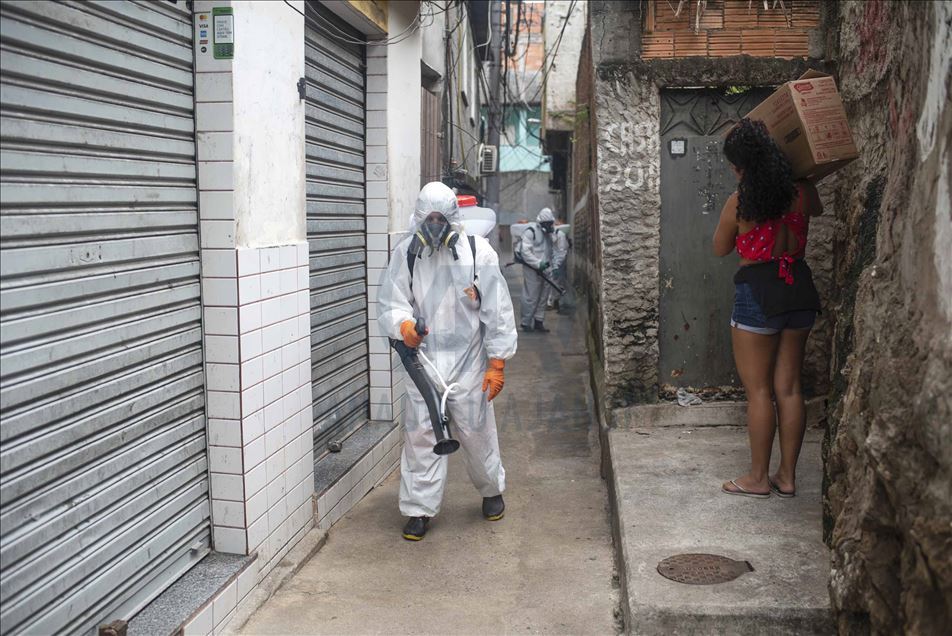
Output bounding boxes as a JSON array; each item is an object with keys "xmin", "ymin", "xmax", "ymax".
[{"xmin": 606, "ymin": 421, "xmax": 833, "ymax": 635}]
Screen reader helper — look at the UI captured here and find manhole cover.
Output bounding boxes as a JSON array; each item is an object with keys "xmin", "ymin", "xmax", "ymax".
[{"xmin": 657, "ymin": 553, "xmax": 753, "ymax": 585}]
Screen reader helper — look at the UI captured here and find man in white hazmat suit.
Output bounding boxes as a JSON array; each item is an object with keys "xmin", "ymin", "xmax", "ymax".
[
  {"xmin": 378, "ymin": 182, "xmax": 518, "ymax": 541},
  {"xmin": 546, "ymin": 222, "xmax": 571, "ymax": 310},
  {"xmin": 517, "ymin": 207, "xmax": 567, "ymax": 332}
]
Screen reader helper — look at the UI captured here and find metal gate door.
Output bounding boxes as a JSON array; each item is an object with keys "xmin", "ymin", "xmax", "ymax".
[
  {"xmin": 0, "ymin": 2, "xmax": 209, "ymax": 634},
  {"xmin": 304, "ymin": 3, "xmax": 370, "ymax": 451},
  {"xmin": 658, "ymin": 88, "xmax": 773, "ymax": 393}
]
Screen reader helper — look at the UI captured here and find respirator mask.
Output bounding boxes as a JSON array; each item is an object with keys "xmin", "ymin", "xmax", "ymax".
[{"xmin": 413, "ymin": 212, "xmax": 461, "ymax": 259}]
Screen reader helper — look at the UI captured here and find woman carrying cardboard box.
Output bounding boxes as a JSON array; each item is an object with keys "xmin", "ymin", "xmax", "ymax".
[{"xmin": 713, "ymin": 117, "xmax": 824, "ymax": 499}]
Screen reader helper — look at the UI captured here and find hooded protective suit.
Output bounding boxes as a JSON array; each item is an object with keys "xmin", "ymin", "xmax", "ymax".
[
  {"xmin": 378, "ymin": 182, "xmax": 518, "ymax": 518},
  {"xmin": 517, "ymin": 207, "xmax": 567, "ymax": 327}
]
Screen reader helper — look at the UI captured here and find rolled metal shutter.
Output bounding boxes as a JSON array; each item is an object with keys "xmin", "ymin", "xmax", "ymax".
[
  {"xmin": 0, "ymin": 2, "xmax": 209, "ymax": 634},
  {"xmin": 304, "ymin": 3, "xmax": 370, "ymax": 451}
]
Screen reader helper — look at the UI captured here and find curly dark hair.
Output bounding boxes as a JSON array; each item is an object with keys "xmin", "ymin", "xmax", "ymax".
[{"xmin": 723, "ymin": 118, "xmax": 796, "ymax": 222}]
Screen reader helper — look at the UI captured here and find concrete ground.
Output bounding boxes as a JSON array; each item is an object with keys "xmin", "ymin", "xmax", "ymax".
[
  {"xmin": 608, "ymin": 420, "xmax": 832, "ymax": 635},
  {"xmin": 240, "ymin": 287, "xmax": 620, "ymax": 634}
]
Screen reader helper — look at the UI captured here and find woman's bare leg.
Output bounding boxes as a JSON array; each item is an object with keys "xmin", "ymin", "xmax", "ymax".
[
  {"xmin": 771, "ymin": 328, "xmax": 811, "ymax": 493},
  {"xmin": 726, "ymin": 327, "xmax": 780, "ymax": 493}
]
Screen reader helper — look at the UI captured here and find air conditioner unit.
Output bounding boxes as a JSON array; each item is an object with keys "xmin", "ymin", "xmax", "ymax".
[{"xmin": 479, "ymin": 144, "xmax": 498, "ymax": 175}]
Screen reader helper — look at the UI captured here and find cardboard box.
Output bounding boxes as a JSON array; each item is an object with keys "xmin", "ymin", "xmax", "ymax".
[{"xmin": 744, "ymin": 70, "xmax": 858, "ymax": 182}]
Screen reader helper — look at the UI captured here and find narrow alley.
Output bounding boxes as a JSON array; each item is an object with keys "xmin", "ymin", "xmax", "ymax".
[
  {"xmin": 239, "ymin": 270, "xmax": 620, "ymax": 634},
  {"xmin": 0, "ymin": 1, "xmax": 948, "ymax": 635}
]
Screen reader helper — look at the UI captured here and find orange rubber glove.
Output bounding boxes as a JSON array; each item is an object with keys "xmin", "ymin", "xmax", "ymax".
[
  {"xmin": 482, "ymin": 359, "xmax": 505, "ymax": 401},
  {"xmin": 400, "ymin": 320, "xmax": 426, "ymax": 348}
]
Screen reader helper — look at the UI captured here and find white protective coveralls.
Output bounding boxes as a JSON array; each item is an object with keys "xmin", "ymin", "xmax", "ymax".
[
  {"xmin": 517, "ymin": 208, "xmax": 568, "ymax": 326},
  {"xmin": 546, "ymin": 229, "xmax": 571, "ymax": 307},
  {"xmin": 378, "ymin": 182, "xmax": 518, "ymax": 518}
]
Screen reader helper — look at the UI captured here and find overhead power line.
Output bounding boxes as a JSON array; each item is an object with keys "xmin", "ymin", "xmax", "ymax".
[{"xmin": 283, "ymin": 0, "xmax": 428, "ymax": 46}]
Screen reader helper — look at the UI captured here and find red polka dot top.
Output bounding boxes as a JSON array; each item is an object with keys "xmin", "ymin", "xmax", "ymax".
[{"xmin": 735, "ymin": 186, "xmax": 808, "ymax": 284}]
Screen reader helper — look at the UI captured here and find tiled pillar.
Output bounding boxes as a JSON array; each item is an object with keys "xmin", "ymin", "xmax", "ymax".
[
  {"xmin": 193, "ymin": 1, "xmax": 314, "ymax": 572},
  {"xmin": 365, "ymin": 45, "xmax": 396, "ymax": 423}
]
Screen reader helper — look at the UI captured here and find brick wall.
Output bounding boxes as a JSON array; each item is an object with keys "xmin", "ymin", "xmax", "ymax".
[{"xmin": 641, "ymin": 0, "xmax": 821, "ymax": 59}]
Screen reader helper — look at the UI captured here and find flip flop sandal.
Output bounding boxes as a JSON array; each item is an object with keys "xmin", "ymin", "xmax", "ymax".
[
  {"xmin": 768, "ymin": 478, "xmax": 796, "ymax": 498},
  {"xmin": 722, "ymin": 479, "xmax": 771, "ymax": 499}
]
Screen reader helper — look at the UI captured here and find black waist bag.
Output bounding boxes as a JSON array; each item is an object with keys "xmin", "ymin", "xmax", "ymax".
[{"xmin": 733, "ymin": 259, "xmax": 821, "ymax": 318}]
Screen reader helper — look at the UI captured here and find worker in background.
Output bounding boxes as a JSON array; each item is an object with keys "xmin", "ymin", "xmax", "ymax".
[
  {"xmin": 516, "ymin": 207, "xmax": 566, "ymax": 333},
  {"xmin": 546, "ymin": 218, "xmax": 571, "ymax": 311},
  {"xmin": 377, "ymin": 182, "xmax": 518, "ymax": 541}
]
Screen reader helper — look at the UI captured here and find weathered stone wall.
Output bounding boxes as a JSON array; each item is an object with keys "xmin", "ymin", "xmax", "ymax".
[
  {"xmin": 593, "ymin": 68, "xmax": 662, "ymax": 408},
  {"xmin": 823, "ymin": 1, "xmax": 952, "ymax": 632},
  {"xmin": 572, "ymin": 25, "xmax": 604, "ymax": 376},
  {"xmin": 803, "ymin": 180, "xmax": 837, "ymax": 399}
]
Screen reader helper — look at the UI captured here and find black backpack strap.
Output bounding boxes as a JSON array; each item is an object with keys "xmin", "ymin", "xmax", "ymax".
[
  {"xmin": 407, "ymin": 246, "xmax": 417, "ymax": 291},
  {"xmin": 468, "ymin": 235, "xmax": 477, "ymax": 280},
  {"xmin": 468, "ymin": 235, "xmax": 481, "ymax": 305}
]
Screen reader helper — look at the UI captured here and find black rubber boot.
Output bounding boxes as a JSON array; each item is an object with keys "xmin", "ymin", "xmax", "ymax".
[
  {"xmin": 533, "ymin": 320, "xmax": 550, "ymax": 333},
  {"xmin": 521, "ymin": 323, "xmax": 534, "ymax": 333},
  {"xmin": 482, "ymin": 495, "xmax": 505, "ymax": 521},
  {"xmin": 402, "ymin": 516, "xmax": 430, "ymax": 541}
]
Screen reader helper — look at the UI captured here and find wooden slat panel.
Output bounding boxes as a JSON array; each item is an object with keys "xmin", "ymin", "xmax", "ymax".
[
  {"xmin": 709, "ymin": 31, "xmax": 742, "ymax": 57},
  {"xmin": 641, "ymin": 33, "xmax": 674, "ymax": 58},
  {"xmin": 791, "ymin": 0, "xmax": 821, "ymax": 28},
  {"xmin": 643, "ymin": 1, "xmax": 817, "ymax": 60},
  {"xmin": 653, "ymin": 0, "xmax": 691, "ymax": 31},
  {"xmin": 673, "ymin": 32, "xmax": 709, "ymax": 57},
  {"xmin": 756, "ymin": 6, "xmax": 793, "ymax": 28},
  {"xmin": 741, "ymin": 29, "xmax": 778, "ymax": 56},
  {"xmin": 698, "ymin": 0, "xmax": 725, "ymax": 30},
  {"xmin": 723, "ymin": 1, "xmax": 761, "ymax": 28}
]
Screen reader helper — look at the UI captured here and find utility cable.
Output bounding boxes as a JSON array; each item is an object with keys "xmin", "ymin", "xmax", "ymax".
[
  {"xmin": 523, "ymin": 0, "xmax": 578, "ymax": 105},
  {"xmin": 283, "ymin": 0, "xmax": 424, "ymax": 46}
]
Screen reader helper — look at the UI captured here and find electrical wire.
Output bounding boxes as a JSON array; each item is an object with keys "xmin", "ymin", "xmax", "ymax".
[
  {"xmin": 476, "ymin": 0, "xmax": 493, "ymax": 50},
  {"xmin": 523, "ymin": 0, "xmax": 578, "ymax": 105},
  {"xmin": 283, "ymin": 0, "xmax": 424, "ymax": 46}
]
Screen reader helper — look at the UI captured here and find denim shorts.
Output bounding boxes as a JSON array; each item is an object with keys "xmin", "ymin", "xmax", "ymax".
[{"xmin": 731, "ymin": 283, "xmax": 816, "ymax": 335}]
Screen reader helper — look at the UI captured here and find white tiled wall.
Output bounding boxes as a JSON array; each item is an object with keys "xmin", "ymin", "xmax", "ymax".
[
  {"xmin": 315, "ymin": 426, "xmax": 402, "ymax": 530},
  {"xmin": 194, "ymin": 19, "xmax": 404, "ymax": 621},
  {"xmin": 203, "ymin": 242, "xmax": 314, "ymax": 566},
  {"xmin": 195, "ymin": 1, "xmax": 314, "ymax": 576},
  {"xmin": 181, "ymin": 557, "xmax": 257, "ymax": 636}
]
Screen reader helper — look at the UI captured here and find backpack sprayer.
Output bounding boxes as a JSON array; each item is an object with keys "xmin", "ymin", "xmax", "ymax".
[
  {"xmin": 389, "ymin": 317, "xmax": 461, "ymax": 456},
  {"xmin": 506, "ymin": 252, "xmax": 566, "ymax": 295}
]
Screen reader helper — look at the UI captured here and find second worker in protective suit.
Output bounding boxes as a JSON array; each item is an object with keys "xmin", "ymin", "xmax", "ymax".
[
  {"xmin": 378, "ymin": 182, "xmax": 518, "ymax": 541},
  {"xmin": 517, "ymin": 207, "xmax": 568, "ymax": 332}
]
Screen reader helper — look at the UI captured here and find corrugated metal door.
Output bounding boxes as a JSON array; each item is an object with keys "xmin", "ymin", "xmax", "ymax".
[
  {"xmin": 304, "ymin": 3, "xmax": 370, "ymax": 452},
  {"xmin": 0, "ymin": 2, "xmax": 209, "ymax": 634}
]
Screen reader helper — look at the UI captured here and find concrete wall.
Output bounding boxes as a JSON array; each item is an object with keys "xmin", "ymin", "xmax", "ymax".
[
  {"xmin": 386, "ymin": 1, "xmax": 422, "ymax": 234},
  {"xmin": 542, "ymin": 0, "xmax": 587, "ymax": 133},
  {"xmin": 232, "ymin": 0, "xmax": 305, "ymax": 248},
  {"xmin": 420, "ymin": 2, "xmax": 445, "ymax": 79},
  {"xmin": 583, "ymin": 0, "xmax": 834, "ymax": 411},
  {"xmin": 823, "ymin": 1, "xmax": 952, "ymax": 632}
]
